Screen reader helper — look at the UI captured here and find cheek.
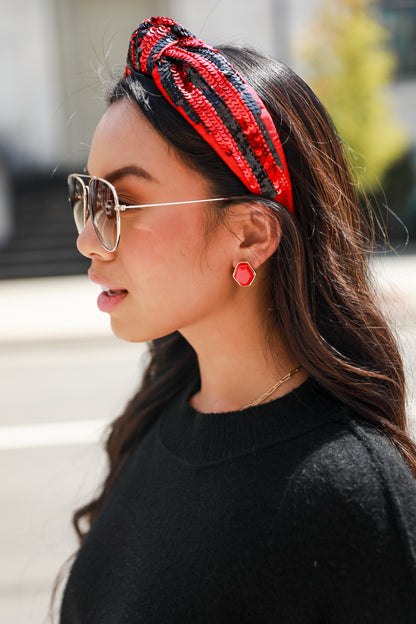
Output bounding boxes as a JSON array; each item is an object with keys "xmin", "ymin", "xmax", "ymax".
[
  {"xmin": 124, "ymin": 210, "xmax": 203, "ymax": 272},
  {"xmin": 109, "ymin": 215, "xmax": 237, "ymax": 343},
  {"xmin": 122, "ymin": 212, "xmax": 234, "ymax": 304}
]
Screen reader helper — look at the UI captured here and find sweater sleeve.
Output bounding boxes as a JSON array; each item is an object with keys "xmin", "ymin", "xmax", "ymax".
[{"xmin": 275, "ymin": 421, "xmax": 416, "ymax": 624}]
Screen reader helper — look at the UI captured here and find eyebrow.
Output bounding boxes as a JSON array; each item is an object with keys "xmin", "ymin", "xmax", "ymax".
[{"xmin": 85, "ymin": 165, "xmax": 157, "ymax": 184}]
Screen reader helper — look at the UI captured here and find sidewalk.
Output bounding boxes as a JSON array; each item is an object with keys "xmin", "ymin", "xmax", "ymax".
[
  {"xmin": 0, "ymin": 254, "xmax": 415, "ymax": 345},
  {"xmin": 0, "ymin": 254, "xmax": 415, "ymax": 348},
  {"xmin": 0, "ymin": 274, "xmax": 111, "ymax": 344},
  {"xmin": 370, "ymin": 254, "xmax": 416, "ymax": 328}
]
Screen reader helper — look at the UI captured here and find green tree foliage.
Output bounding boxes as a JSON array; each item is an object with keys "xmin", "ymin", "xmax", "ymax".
[{"xmin": 300, "ymin": 0, "xmax": 406, "ymax": 192}]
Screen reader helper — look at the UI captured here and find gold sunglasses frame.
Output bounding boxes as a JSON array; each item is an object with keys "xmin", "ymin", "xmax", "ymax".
[{"xmin": 68, "ymin": 173, "xmax": 239, "ymax": 252}]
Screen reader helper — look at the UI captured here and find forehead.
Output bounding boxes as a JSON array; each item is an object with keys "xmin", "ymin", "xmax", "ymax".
[
  {"xmin": 88, "ymin": 99, "xmax": 166, "ymax": 174},
  {"xmin": 87, "ymin": 99, "xmax": 207, "ymax": 193}
]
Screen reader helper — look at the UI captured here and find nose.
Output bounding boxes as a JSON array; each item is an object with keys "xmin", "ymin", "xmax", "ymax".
[{"xmin": 76, "ymin": 217, "xmax": 114, "ymax": 261}]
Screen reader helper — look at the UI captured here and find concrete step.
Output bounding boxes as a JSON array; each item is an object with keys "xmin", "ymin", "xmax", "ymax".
[{"xmin": 0, "ymin": 172, "xmax": 84, "ymax": 279}]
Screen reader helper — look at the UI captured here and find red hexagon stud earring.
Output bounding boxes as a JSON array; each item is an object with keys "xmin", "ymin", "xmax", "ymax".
[{"xmin": 232, "ymin": 261, "xmax": 256, "ymax": 287}]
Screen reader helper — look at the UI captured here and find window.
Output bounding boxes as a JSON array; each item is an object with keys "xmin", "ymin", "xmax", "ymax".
[{"xmin": 377, "ymin": 1, "xmax": 416, "ymax": 77}]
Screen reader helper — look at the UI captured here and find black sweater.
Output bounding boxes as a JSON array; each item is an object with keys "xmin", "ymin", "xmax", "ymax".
[{"xmin": 60, "ymin": 378, "xmax": 416, "ymax": 623}]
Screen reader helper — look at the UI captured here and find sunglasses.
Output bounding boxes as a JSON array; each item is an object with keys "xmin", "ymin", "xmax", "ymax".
[{"xmin": 68, "ymin": 173, "xmax": 238, "ymax": 252}]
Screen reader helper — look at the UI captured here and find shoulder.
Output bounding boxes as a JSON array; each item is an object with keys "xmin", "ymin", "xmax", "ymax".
[
  {"xmin": 289, "ymin": 415, "xmax": 416, "ymax": 506},
  {"xmin": 285, "ymin": 414, "xmax": 416, "ymax": 519},
  {"xmin": 271, "ymin": 414, "xmax": 416, "ymax": 622},
  {"xmin": 279, "ymin": 413, "xmax": 416, "ymax": 570}
]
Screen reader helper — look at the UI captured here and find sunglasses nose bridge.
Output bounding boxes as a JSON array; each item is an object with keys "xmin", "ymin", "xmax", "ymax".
[
  {"xmin": 69, "ymin": 175, "xmax": 120, "ymax": 252},
  {"xmin": 88, "ymin": 178, "xmax": 120, "ymax": 252},
  {"xmin": 83, "ymin": 181, "xmax": 92, "ymax": 225},
  {"xmin": 76, "ymin": 211, "xmax": 114, "ymax": 259}
]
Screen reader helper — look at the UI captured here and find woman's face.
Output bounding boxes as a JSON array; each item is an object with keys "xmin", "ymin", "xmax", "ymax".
[{"xmin": 78, "ymin": 98, "xmax": 239, "ymax": 342}]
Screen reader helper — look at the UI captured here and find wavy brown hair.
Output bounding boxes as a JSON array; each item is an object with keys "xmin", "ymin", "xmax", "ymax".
[{"xmin": 54, "ymin": 48, "xmax": 416, "ymax": 607}]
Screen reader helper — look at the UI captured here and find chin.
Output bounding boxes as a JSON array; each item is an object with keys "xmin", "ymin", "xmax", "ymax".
[
  {"xmin": 110, "ymin": 318, "xmax": 143, "ymax": 343},
  {"xmin": 109, "ymin": 317, "xmax": 173, "ymax": 344}
]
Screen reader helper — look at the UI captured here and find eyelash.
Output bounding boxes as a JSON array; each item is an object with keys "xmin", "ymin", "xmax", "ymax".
[{"xmin": 118, "ymin": 196, "xmax": 139, "ymax": 207}]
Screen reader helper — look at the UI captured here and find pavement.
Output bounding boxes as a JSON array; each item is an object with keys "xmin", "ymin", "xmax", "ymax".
[
  {"xmin": 0, "ymin": 254, "xmax": 415, "ymax": 344},
  {"xmin": 1, "ymin": 254, "xmax": 414, "ymax": 425},
  {"xmin": 0, "ymin": 274, "xmax": 112, "ymax": 344},
  {"xmin": 0, "ymin": 255, "xmax": 415, "ymax": 417},
  {"xmin": 0, "ymin": 257, "xmax": 415, "ymax": 624}
]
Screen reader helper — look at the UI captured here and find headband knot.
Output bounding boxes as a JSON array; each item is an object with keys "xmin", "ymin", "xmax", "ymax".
[{"xmin": 124, "ymin": 16, "xmax": 294, "ymax": 213}]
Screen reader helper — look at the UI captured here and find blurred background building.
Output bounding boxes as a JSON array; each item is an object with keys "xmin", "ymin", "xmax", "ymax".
[
  {"xmin": 0, "ymin": 0, "xmax": 415, "ymax": 278},
  {"xmin": 1, "ymin": 2, "xmax": 415, "ymax": 623}
]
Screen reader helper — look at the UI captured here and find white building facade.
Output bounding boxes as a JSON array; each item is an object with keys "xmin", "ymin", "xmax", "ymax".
[{"xmin": 0, "ymin": 0, "xmax": 415, "ymax": 168}]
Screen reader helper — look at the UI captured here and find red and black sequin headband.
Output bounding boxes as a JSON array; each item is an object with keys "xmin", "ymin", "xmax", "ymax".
[{"xmin": 124, "ymin": 16, "xmax": 294, "ymax": 214}]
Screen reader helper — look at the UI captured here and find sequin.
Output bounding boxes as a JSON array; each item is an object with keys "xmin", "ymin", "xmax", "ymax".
[{"xmin": 123, "ymin": 16, "xmax": 294, "ymax": 213}]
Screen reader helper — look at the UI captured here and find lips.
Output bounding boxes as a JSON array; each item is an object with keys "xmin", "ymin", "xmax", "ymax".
[
  {"xmin": 104, "ymin": 288, "xmax": 128, "ymax": 297},
  {"xmin": 88, "ymin": 270, "xmax": 127, "ymax": 293},
  {"xmin": 97, "ymin": 289, "xmax": 128, "ymax": 313},
  {"xmin": 88, "ymin": 270, "xmax": 129, "ymax": 313}
]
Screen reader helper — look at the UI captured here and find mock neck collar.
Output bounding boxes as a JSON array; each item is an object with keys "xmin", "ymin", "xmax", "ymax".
[{"xmin": 158, "ymin": 376, "xmax": 348, "ymax": 467}]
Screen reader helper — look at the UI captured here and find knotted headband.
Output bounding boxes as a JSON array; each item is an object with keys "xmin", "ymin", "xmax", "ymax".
[{"xmin": 124, "ymin": 16, "xmax": 294, "ymax": 213}]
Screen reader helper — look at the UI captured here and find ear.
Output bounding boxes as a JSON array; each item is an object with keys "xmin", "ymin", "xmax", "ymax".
[{"xmin": 231, "ymin": 204, "xmax": 281, "ymax": 270}]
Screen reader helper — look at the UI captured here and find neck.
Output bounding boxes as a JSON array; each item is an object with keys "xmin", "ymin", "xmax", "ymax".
[{"xmin": 181, "ymin": 295, "xmax": 307, "ymax": 413}]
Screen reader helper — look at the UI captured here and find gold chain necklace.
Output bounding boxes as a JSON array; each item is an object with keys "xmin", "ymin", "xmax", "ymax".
[{"xmin": 241, "ymin": 366, "xmax": 302, "ymax": 410}]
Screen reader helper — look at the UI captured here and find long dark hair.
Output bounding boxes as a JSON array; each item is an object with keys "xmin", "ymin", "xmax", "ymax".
[{"xmin": 69, "ymin": 46, "xmax": 416, "ymax": 544}]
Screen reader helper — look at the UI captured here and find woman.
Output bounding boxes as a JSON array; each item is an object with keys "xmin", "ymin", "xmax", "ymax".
[{"xmin": 59, "ymin": 16, "xmax": 416, "ymax": 623}]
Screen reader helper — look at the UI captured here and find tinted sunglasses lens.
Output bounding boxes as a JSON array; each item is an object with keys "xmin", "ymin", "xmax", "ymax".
[
  {"xmin": 90, "ymin": 179, "xmax": 118, "ymax": 251},
  {"xmin": 68, "ymin": 176, "xmax": 86, "ymax": 234}
]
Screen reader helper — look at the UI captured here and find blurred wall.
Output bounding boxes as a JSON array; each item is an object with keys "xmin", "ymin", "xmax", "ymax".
[
  {"xmin": 55, "ymin": 0, "xmax": 307, "ymax": 170},
  {"xmin": 0, "ymin": 0, "xmax": 317, "ymax": 173},
  {"xmin": 0, "ymin": 0, "xmax": 415, "ymax": 172},
  {"xmin": 54, "ymin": 0, "xmax": 165, "ymax": 168},
  {"xmin": 0, "ymin": 0, "xmax": 63, "ymax": 167}
]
